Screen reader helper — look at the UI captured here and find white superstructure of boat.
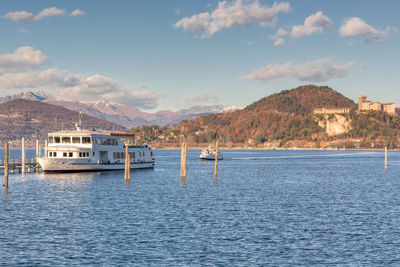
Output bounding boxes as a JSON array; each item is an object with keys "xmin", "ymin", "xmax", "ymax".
[
  {"xmin": 199, "ymin": 145, "xmax": 223, "ymax": 160},
  {"xmin": 38, "ymin": 127, "xmax": 155, "ymax": 173}
]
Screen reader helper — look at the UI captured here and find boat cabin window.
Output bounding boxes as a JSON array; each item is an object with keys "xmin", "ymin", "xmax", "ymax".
[
  {"xmin": 72, "ymin": 137, "xmax": 80, "ymax": 144},
  {"xmin": 113, "ymin": 152, "xmax": 135, "ymax": 159},
  {"xmin": 49, "ymin": 136, "xmax": 54, "ymax": 144},
  {"xmin": 48, "ymin": 151, "xmax": 55, "ymax": 157},
  {"xmin": 63, "ymin": 152, "xmax": 67, "ymax": 157},
  {"xmin": 68, "ymin": 152, "xmax": 73, "ymax": 157},
  {"xmin": 55, "ymin": 137, "xmax": 61, "ymax": 144},
  {"xmin": 98, "ymin": 137, "xmax": 118, "ymax": 146},
  {"xmin": 79, "ymin": 152, "xmax": 89, "ymax": 157},
  {"xmin": 82, "ymin": 137, "xmax": 91, "ymax": 144},
  {"xmin": 62, "ymin": 137, "xmax": 71, "ymax": 143}
]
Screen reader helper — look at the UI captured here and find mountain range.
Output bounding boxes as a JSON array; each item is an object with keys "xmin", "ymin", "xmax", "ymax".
[
  {"xmin": 0, "ymin": 99, "xmax": 124, "ymax": 143},
  {"xmin": 0, "ymin": 91, "xmax": 241, "ymax": 128},
  {"xmin": 2, "ymin": 85, "xmax": 399, "ymax": 149}
]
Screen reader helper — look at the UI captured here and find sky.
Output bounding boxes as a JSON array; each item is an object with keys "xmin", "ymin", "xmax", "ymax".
[{"xmin": 0, "ymin": 0, "xmax": 399, "ymax": 112}]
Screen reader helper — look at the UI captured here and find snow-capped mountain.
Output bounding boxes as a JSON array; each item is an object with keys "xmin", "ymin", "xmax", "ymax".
[
  {"xmin": 0, "ymin": 91, "xmax": 242, "ymax": 127},
  {"xmin": 0, "ymin": 91, "xmax": 54, "ymax": 103}
]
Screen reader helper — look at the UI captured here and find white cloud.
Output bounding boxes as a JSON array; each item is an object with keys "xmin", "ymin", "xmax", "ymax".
[
  {"xmin": 175, "ymin": 12, "xmax": 211, "ymax": 33},
  {"xmin": 36, "ymin": 7, "xmax": 65, "ymax": 20},
  {"xmin": 291, "ymin": 11, "xmax": 333, "ymax": 38},
  {"xmin": 0, "ymin": 47, "xmax": 158, "ymax": 109},
  {"xmin": 339, "ymin": 17, "xmax": 394, "ymax": 43},
  {"xmin": 70, "ymin": 9, "xmax": 85, "ymax": 16},
  {"xmin": 2, "ymin": 7, "xmax": 84, "ymax": 22},
  {"xmin": 241, "ymin": 58, "xmax": 355, "ymax": 83},
  {"xmin": 185, "ymin": 92, "xmax": 220, "ymax": 104},
  {"xmin": 0, "ymin": 46, "xmax": 46, "ymax": 73},
  {"xmin": 269, "ymin": 11, "xmax": 333, "ymax": 45},
  {"xmin": 0, "ymin": 69, "xmax": 159, "ymax": 109},
  {"xmin": 174, "ymin": 0, "xmax": 291, "ymax": 38},
  {"xmin": 2, "ymin": 10, "xmax": 35, "ymax": 22},
  {"xmin": 273, "ymin": 38, "xmax": 285, "ymax": 46}
]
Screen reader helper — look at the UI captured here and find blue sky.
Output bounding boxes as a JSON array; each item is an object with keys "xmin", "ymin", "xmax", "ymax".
[{"xmin": 0, "ymin": 0, "xmax": 399, "ymax": 111}]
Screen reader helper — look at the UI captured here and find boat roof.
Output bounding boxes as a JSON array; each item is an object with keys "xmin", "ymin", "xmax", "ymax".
[{"xmin": 48, "ymin": 129, "xmax": 135, "ymax": 138}]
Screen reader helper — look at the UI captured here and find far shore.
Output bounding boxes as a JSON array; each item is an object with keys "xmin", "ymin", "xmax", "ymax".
[
  {"xmin": 2, "ymin": 144, "xmax": 397, "ymax": 152},
  {"xmin": 153, "ymin": 146, "xmax": 399, "ymax": 151}
]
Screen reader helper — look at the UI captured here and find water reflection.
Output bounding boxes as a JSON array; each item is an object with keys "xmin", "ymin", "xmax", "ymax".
[{"xmin": 38, "ymin": 172, "xmax": 98, "ymax": 180}]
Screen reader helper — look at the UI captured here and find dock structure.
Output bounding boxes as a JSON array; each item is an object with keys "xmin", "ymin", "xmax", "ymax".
[
  {"xmin": 1, "ymin": 140, "xmax": 41, "ymax": 181},
  {"xmin": 1, "ymin": 161, "xmax": 41, "ymax": 174}
]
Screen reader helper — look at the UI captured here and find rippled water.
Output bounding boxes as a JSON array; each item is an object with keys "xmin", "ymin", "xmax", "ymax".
[{"xmin": 1, "ymin": 149, "xmax": 400, "ymax": 266}]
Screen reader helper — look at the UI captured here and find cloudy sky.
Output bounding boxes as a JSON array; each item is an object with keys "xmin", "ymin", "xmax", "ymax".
[{"xmin": 0, "ymin": 0, "xmax": 399, "ymax": 111}]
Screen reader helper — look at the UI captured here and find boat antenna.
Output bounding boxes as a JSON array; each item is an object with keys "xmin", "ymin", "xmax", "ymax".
[{"xmin": 77, "ymin": 110, "xmax": 82, "ymax": 131}]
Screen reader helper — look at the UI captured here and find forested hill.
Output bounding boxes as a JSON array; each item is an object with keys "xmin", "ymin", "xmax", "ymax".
[
  {"xmin": 132, "ymin": 85, "xmax": 361, "ymax": 145},
  {"xmin": 245, "ymin": 85, "xmax": 356, "ymax": 114}
]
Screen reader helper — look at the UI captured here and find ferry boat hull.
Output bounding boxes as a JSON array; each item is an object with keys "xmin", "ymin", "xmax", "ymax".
[
  {"xmin": 199, "ymin": 154, "xmax": 223, "ymax": 160},
  {"xmin": 39, "ymin": 158, "xmax": 154, "ymax": 173}
]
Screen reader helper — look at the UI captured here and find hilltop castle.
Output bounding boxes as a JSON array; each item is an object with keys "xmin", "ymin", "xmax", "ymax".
[
  {"xmin": 314, "ymin": 95, "xmax": 396, "ymax": 115},
  {"xmin": 358, "ymin": 96, "xmax": 395, "ymax": 114}
]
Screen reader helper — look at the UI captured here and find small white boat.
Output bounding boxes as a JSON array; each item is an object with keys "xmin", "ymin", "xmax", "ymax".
[
  {"xmin": 200, "ymin": 145, "xmax": 223, "ymax": 160},
  {"xmin": 38, "ymin": 113, "xmax": 155, "ymax": 172}
]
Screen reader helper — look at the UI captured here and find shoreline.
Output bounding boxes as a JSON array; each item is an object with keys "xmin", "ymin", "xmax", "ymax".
[{"xmin": 153, "ymin": 146, "xmax": 399, "ymax": 151}]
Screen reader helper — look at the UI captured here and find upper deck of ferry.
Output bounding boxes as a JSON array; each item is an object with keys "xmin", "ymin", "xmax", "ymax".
[{"xmin": 47, "ymin": 130, "xmax": 135, "ymax": 147}]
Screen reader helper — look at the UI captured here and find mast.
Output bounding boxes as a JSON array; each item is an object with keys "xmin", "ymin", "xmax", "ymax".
[
  {"xmin": 79, "ymin": 110, "xmax": 82, "ymax": 129},
  {"xmin": 76, "ymin": 110, "xmax": 82, "ymax": 131}
]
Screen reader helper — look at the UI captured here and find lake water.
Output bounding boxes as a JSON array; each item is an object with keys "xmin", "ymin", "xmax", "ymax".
[{"xmin": 1, "ymin": 149, "xmax": 400, "ymax": 266}]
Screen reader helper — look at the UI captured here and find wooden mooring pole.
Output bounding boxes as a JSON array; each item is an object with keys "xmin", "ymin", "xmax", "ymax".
[
  {"xmin": 22, "ymin": 137, "xmax": 25, "ymax": 174},
  {"xmin": 180, "ymin": 142, "xmax": 187, "ymax": 178},
  {"xmin": 214, "ymin": 141, "xmax": 219, "ymax": 177},
  {"xmin": 124, "ymin": 144, "xmax": 130, "ymax": 181},
  {"xmin": 36, "ymin": 139, "xmax": 39, "ymax": 159},
  {"xmin": 385, "ymin": 146, "xmax": 388, "ymax": 172},
  {"xmin": 44, "ymin": 140, "xmax": 48, "ymax": 158},
  {"xmin": 4, "ymin": 142, "xmax": 9, "ymax": 189}
]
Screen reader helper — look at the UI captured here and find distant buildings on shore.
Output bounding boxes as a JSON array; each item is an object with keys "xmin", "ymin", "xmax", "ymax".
[
  {"xmin": 314, "ymin": 95, "xmax": 396, "ymax": 115},
  {"xmin": 313, "ymin": 107, "xmax": 351, "ymax": 115}
]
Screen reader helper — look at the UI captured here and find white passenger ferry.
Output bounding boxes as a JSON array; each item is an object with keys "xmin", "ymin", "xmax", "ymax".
[
  {"xmin": 38, "ymin": 123, "xmax": 154, "ymax": 173},
  {"xmin": 199, "ymin": 145, "xmax": 223, "ymax": 160}
]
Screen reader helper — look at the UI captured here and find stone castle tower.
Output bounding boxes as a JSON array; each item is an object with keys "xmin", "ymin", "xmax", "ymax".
[
  {"xmin": 358, "ymin": 96, "xmax": 367, "ymax": 111},
  {"xmin": 358, "ymin": 95, "xmax": 395, "ymax": 114}
]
